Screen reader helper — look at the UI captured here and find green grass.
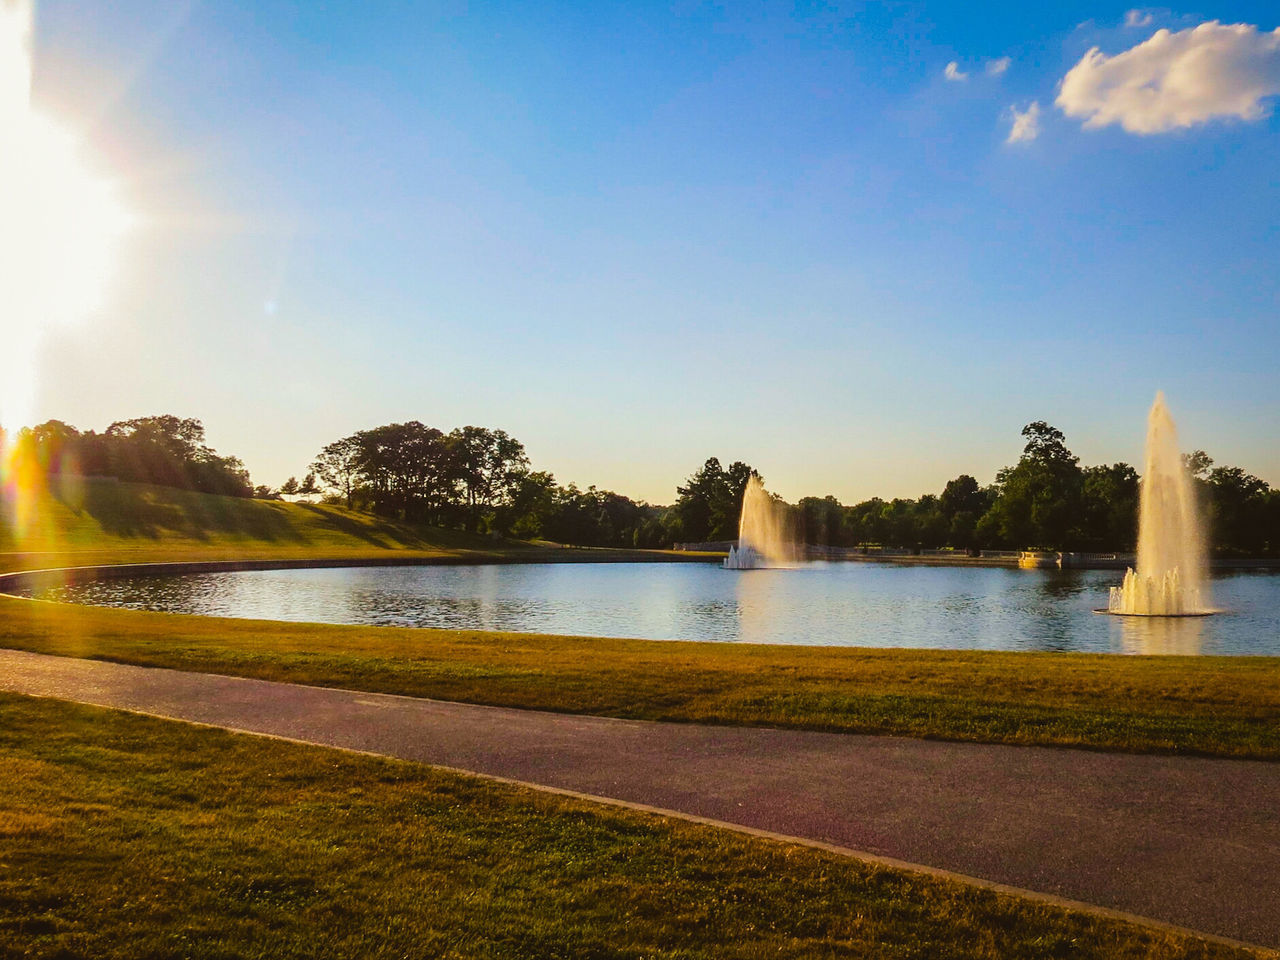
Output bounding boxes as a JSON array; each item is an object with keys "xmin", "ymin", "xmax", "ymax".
[
  {"xmin": 0, "ymin": 692, "xmax": 1261, "ymax": 960},
  {"xmin": 0, "ymin": 477, "xmax": 693, "ymax": 574},
  {"xmin": 0, "ymin": 477, "xmax": 513, "ymax": 571},
  {"xmin": 2, "ymin": 596, "xmax": 1278, "ymax": 759}
]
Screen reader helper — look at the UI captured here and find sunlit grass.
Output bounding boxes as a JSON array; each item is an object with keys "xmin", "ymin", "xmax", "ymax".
[
  {"xmin": 0, "ymin": 477, "xmax": 520, "ymax": 569},
  {"xmin": 0, "ymin": 477, "xmax": 694, "ymax": 577},
  {"xmin": 0, "ymin": 693, "xmax": 1257, "ymax": 960},
  {"xmin": 2, "ymin": 595, "xmax": 1278, "ymax": 759}
]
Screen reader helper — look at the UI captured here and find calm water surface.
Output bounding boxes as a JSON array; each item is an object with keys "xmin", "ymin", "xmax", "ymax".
[{"xmin": 34, "ymin": 562, "xmax": 1280, "ymax": 655}]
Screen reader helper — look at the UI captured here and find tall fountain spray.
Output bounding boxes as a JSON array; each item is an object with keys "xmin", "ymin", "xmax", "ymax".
[
  {"xmin": 1108, "ymin": 392, "xmax": 1211, "ymax": 616},
  {"xmin": 724, "ymin": 476, "xmax": 797, "ymax": 569}
]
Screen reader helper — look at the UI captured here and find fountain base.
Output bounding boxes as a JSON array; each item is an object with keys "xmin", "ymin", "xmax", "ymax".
[{"xmin": 1093, "ymin": 608, "xmax": 1218, "ymax": 617}]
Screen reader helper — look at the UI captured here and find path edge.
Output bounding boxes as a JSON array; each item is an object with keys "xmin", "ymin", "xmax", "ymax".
[{"xmin": 9, "ymin": 688, "xmax": 1276, "ymax": 959}]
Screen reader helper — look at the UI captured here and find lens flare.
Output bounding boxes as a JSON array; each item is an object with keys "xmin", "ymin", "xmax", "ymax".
[{"xmin": 0, "ymin": 0, "xmax": 131, "ymax": 430}]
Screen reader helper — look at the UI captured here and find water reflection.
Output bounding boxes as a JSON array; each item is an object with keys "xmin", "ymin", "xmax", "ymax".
[
  {"xmin": 31, "ymin": 562, "xmax": 1280, "ymax": 655},
  {"xmin": 736, "ymin": 569, "xmax": 792, "ymax": 646},
  {"xmin": 1112, "ymin": 614, "xmax": 1206, "ymax": 655},
  {"xmin": 1017, "ymin": 572, "xmax": 1092, "ymax": 652}
]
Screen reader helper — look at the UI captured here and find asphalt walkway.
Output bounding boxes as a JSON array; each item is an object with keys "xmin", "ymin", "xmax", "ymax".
[{"xmin": 1, "ymin": 648, "xmax": 1277, "ymax": 949}]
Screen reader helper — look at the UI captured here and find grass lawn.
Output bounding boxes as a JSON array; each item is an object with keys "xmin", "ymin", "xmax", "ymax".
[
  {"xmin": 0, "ymin": 692, "xmax": 1261, "ymax": 960},
  {"xmin": 2, "ymin": 595, "xmax": 1278, "ymax": 760}
]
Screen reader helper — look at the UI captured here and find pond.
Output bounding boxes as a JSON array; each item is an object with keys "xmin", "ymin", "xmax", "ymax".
[{"xmin": 29, "ymin": 561, "xmax": 1280, "ymax": 655}]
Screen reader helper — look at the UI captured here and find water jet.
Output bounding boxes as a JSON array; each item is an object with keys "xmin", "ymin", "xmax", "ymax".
[
  {"xmin": 1106, "ymin": 392, "xmax": 1213, "ymax": 617},
  {"xmin": 724, "ymin": 476, "xmax": 797, "ymax": 569}
]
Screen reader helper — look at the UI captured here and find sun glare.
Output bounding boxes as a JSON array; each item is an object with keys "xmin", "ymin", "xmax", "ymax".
[{"xmin": 0, "ymin": 0, "xmax": 131, "ymax": 431}]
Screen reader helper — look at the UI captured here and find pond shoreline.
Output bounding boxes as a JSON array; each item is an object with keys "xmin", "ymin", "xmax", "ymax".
[
  {"xmin": 0, "ymin": 551, "xmax": 722, "ymax": 596},
  {"xmin": 8, "ymin": 552, "xmax": 1279, "ymax": 599}
]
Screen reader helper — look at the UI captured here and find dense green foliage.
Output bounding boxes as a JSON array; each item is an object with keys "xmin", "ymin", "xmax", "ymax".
[
  {"xmin": 309, "ymin": 424, "xmax": 668, "ymax": 546},
  {"xmin": 3, "ymin": 416, "xmax": 251, "ymax": 497},
  {"xmin": 663, "ymin": 457, "xmax": 760, "ymax": 542},
  {"xmin": 670, "ymin": 424, "xmax": 1277, "ymax": 555}
]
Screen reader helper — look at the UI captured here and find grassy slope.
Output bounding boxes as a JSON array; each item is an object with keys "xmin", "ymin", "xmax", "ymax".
[
  {"xmin": 0, "ymin": 693, "xmax": 1258, "ymax": 960},
  {"xmin": 0, "ymin": 477, "xmax": 515, "ymax": 572},
  {"xmin": 0, "ymin": 477, "xmax": 690, "ymax": 574},
  {"xmin": 3, "ymin": 596, "xmax": 1279, "ymax": 759}
]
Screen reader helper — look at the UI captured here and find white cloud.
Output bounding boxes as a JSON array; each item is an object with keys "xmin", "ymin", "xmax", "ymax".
[
  {"xmin": 1125, "ymin": 10, "xmax": 1154, "ymax": 28},
  {"xmin": 1006, "ymin": 101, "xmax": 1041, "ymax": 143},
  {"xmin": 986, "ymin": 56, "xmax": 1011, "ymax": 77},
  {"xmin": 1057, "ymin": 21, "xmax": 1280, "ymax": 134},
  {"xmin": 944, "ymin": 61, "xmax": 968, "ymax": 82}
]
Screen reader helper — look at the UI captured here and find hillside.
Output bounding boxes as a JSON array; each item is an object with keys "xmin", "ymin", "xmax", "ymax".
[{"xmin": 0, "ymin": 477, "xmax": 533, "ymax": 574}]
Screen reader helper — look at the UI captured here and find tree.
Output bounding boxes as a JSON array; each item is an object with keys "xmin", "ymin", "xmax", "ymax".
[
  {"xmin": 939, "ymin": 475, "xmax": 992, "ymax": 549},
  {"xmin": 1184, "ymin": 450, "xmax": 1213, "ymax": 479},
  {"xmin": 667, "ymin": 458, "xmax": 761, "ymax": 543},
  {"xmin": 92, "ymin": 415, "xmax": 252, "ymax": 496},
  {"xmin": 716, "ymin": 461, "xmax": 759, "ymax": 539},
  {"xmin": 355, "ymin": 422, "xmax": 451, "ymax": 521},
  {"xmin": 447, "ymin": 426, "xmax": 529, "ymax": 531},
  {"xmin": 298, "ymin": 472, "xmax": 319, "ymax": 497},
  {"xmin": 26, "ymin": 420, "xmax": 81, "ymax": 475},
  {"xmin": 1080, "ymin": 463, "xmax": 1139, "ymax": 550},
  {"xmin": 940, "ymin": 475, "xmax": 983, "ymax": 519},
  {"xmin": 497, "ymin": 470, "xmax": 558, "ymax": 539},
  {"xmin": 667, "ymin": 458, "xmax": 724, "ymax": 543},
  {"xmin": 311, "ymin": 436, "xmax": 363, "ymax": 509},
  {"xmin": 798, "ymin": 495, "xmax": 845, "ymax": 546},
  {"xmin": 980, "ymin": 421, "xmax": 1083, "ymax": 549},
  {"xmin": 913, "ymin": 494, "xmax": 948, "ymax": 547},
  {"xmin": 1206, "ymin": 465, "xmax": 1270, "ymax": 554},
  {"xmin": 280, "ymin": 476, "xmax": 300, "ymax": 496},
  {"xmin": 1265, "ymin": 489, "xmax": 1280, "ymax": 555}
]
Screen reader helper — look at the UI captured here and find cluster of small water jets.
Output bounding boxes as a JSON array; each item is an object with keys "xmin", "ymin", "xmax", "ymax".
[
  {"xmin": 1106, "ymin": 392, "xmax": 1213, "ymax": 617},
  {"xmin": 727, "ymin": 393, "xmax": 1217, "ymax": 620}
]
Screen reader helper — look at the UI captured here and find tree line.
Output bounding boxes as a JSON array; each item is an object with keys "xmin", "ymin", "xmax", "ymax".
[
  {"xmin": 303, "ymin": 418, "xmax": 1277, "ymax": 555},
  {"xmin": 669, "ymin": 422, "xmax": 1278, "ymax": 556},
  {"xmin": 3, "ymin": 414, "xmax": 1277, "ymax": 555},
  {"xmin": 1, "ymin": 416, "xmax": 251, "ymax": 498},
  {"xmin": 305, "ymin": 422, "xmax": 668, "ymax": 546}
]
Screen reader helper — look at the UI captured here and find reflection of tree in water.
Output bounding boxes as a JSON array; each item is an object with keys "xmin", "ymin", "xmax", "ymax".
[
  {"xmin": 45, "ymin": 574, "xmax": 229, "ymax": 616},
  {"xmin": 1037, "ymin": 571, "xmax": 1089, "ymax": 600},
  {"xmin": 1010, "ymin": 573, "xmax": 1092, "ymax": 651},
  {"xmin": 1114, "ymin": 615, "xmax": 1205, "ymax": 656}
]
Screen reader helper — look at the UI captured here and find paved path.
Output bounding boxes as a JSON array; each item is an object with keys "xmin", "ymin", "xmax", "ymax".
[{"xmin": 1, "ymin": 649, "xmax": 1277, "ymax": 950}]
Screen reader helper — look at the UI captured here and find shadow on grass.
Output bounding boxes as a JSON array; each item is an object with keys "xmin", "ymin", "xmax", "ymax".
[
  {"xmin": 295, "ymin": 504, "xmax": 395, "ymax": 548},
  {"xmin": 79, "ymin": 482, "xmax": 303, "ymax": 543}
]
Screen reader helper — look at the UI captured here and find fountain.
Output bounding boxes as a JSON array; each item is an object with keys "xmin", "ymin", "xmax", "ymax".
[
  {"xmin": 1107, "ymin": 392, "xmax": 1212, "ymax": 616},
  {"xmin": 724, "ymin": 475, "xmax": 797, "ymax": 569}
]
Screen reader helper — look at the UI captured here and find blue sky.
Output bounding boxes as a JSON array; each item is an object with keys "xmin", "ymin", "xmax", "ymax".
[{"xmin": 24, "ymin": 1, "xmax": 1280, "ymax": 502}]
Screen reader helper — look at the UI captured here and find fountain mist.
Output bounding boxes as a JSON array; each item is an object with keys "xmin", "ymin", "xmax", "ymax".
[
  {"xmin": 1108, "ymin": 392, "xmax": 1210, "ymax": 616},
  {"xmin": 724, "ymin": 475, "xmax": 797, "ymax": 569}
]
